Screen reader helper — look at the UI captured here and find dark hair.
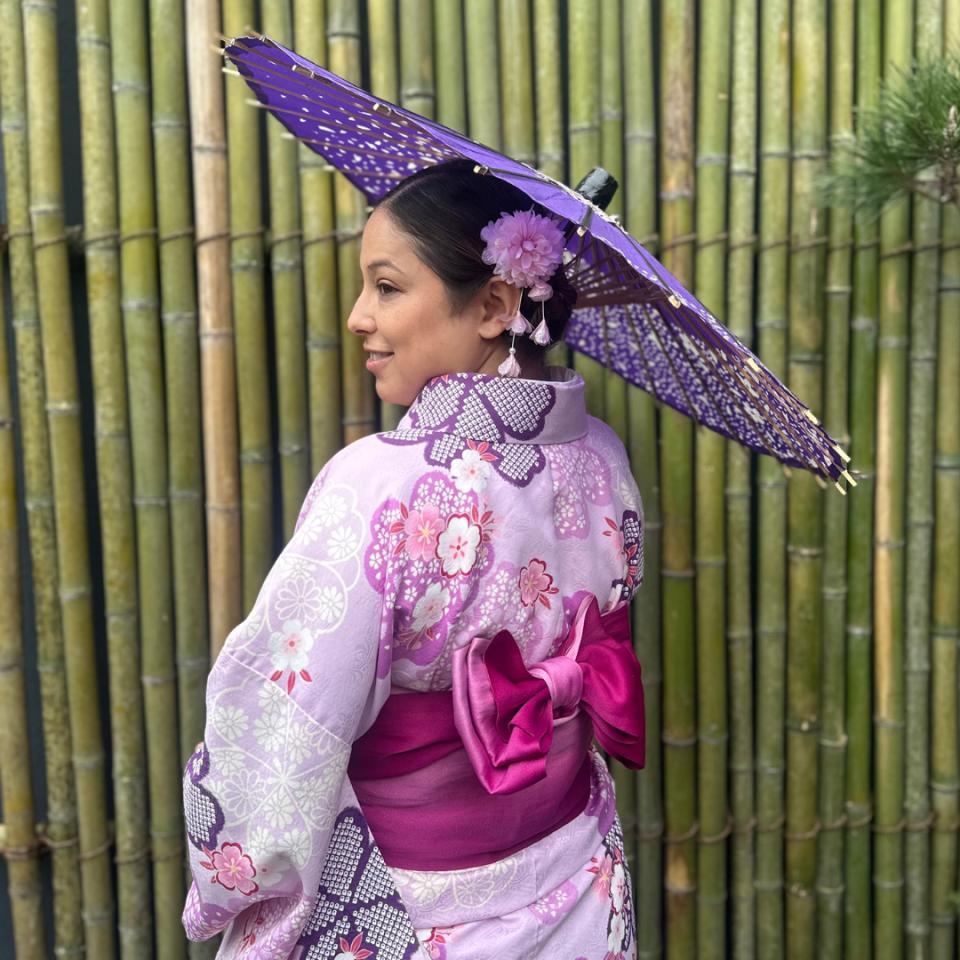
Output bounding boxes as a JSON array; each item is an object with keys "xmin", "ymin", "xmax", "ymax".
[{"xmin": 375, "ymin": 158, "xmax": 577, "ymax": 352}]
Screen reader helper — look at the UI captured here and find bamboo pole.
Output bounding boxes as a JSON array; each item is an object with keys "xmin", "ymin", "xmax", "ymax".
[
  {"xmin": 785, "ymin": 5, "xmax": 827, "ymax": 958},
  {"xmin": 755, "ymin": 1, "xmax": 790, "ymax": 955},
  {"xmin": 660, "ymin": 2, "xmax": 698, "ymax": 956},
  {"xmin": 264, "ymin": 0, "xmax": 310, "ymax": 538},
  {"xmin": 0, "ymin": 241, "xmax": 44, "ymax": 960},
  {"xmin": 22, "ymin": 0, "xmax": 115, "ymax": 952},
  {"xmin": 623, "ymin": 3, "xmax": 662, "ymax": 954},
  {"xmin": 499, "ymin": 0, "xmax": 535, "ymax": 167},
  {"xmin": 533, "ymin": 0, "xmax": 564, "ymax": 183},
  {"xmin": 873, "ymin": 3, "xmax": 913, "ymax": 956},
  {"xmin": 187, "ymin": 0, "xmax": 243, "ymax": 656},
  {"xmin": 817, "ymin": 3, "xmax": 854, "ymax": 957},
  {"xmin": 601, "ymin": 0, "xmax": 634, "ymax": 870},
  {"xmin": 329, "ymin": 0, "xmax": 374, "ymax": 444},
  {"xmin": 464, "ymin": 0, "xmax": 501, "ymax": 149},
  {"xmin": 902, "ymin": 5, "xmax": 944, "ymax": 956},
  {"xmin": 434, "ymin": 0, "xmax": 466, "ymax": 133},
  {"xmin": 76, "ymin": 1, "xmax": 152, "ymax": 953},
  {"xmin": 726, "ymin": 0, "xmax": 757, "ymax": 954},
  {"xmin": 0, "ymin": 6, "xmax": 84, "ymax": 955},
  {"xmin": 224, "ymin": 0, "xmax": 275, "ymax": 596},
  {"xmin": 929, "ymin": 8, "xmax": 960, "ymax": 954},
  {"xmin": 370, "ymin": 0, "xmax": 406, "ymax": 431},
  {"xmin": 110, "ymin": 1, "xmax": 187, "ymax": 950},
  {"xmin": 148, "ymin": 0, "xmax": 209, "ymax": 787},
  {"xmin": 293, "ymin": 0, "xmax": 343, "ymax": 472},
  {"xmin": 400, "ymin": 0, "xmax": 435, "ymax": 119},
  {"xmin": 929, "ymin": 11, "xmax": 960, "ymax": 957},
  {"xmin": 843, "ymin": 2, "xmax": 881, "ymax": 956},
  {"xmin": 567, "ymin": 0, "xmax": 606, "ymax": 420}
]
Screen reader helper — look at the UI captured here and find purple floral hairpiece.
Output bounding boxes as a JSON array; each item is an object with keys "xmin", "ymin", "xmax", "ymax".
[{"xmin": 480, "ymin": 209, "xmax": 566, "ymax": 377}]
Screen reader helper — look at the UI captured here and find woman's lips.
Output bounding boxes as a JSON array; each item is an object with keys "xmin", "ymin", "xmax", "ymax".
[{"xmin": 365, "ymin": 352, "xmax": 393, "ymax": 372}]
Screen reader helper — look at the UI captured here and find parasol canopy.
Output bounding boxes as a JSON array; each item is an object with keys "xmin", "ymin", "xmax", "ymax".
[{"xmin": 222, "ymin": 32, "xmax": 854, "ymax": 490}]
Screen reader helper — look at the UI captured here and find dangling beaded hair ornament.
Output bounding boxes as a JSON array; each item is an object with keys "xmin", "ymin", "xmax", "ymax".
[{"xmin": 479, "ymin": 209, "xmax": 567, "ymax": 377}]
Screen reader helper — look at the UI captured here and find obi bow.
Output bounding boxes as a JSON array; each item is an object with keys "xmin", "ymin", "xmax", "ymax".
[{"xmin": 451, "ymin": 594, "xmax": 645, "ymax": 795}]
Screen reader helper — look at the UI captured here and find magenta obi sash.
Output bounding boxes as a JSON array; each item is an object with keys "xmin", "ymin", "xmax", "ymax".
[{"xmin": 349, "ymin": 595, "xmax": 645, "ymax": 871}]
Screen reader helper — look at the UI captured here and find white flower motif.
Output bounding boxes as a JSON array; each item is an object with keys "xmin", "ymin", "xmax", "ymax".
[
  {"xmin": 212, "ymin": 705, "xmax": 248, "ymax": 740},
  {"xmin": 212, "ymin": 748, "xmax": 246, "ymax": 780},
  {"xmin": 450, "ymin": 448, "xmax": 491, "ymax": 493},
  {"xmin": 254, "ymin": 709, "xmax": 287, "ymax": 752},
  {"xmin": 612, "ymin": 863, "xmax": 627, "ymax": 912},
  {"xmin": 411, "ymin": 582, "xmax": 448, "ymax": 632},
  {"xmin": 218, "ymin": 769, "xmax": 265, "ymax": 819},
  {"xmin": 286, "ymin": 722, "xmax": 314, "ymax": 764},
  {"xmin": 327, "ymin": 524, "xmax": 361, "ymax": 560},
  {"xmin": 268, "ymin": 620, "xmax": 315, "ymax": 673},
  {"xmin": 246, "ymin": 825, "xmax": 275, "ymax": 859},
  {"xmin": 315, "ymin": 584, "xmax": 345, "ymax": 624},
  {"xmin": 313, "ymin": 492, "xmax": 348, "ymax": 528},
  {"xmin": 436, "ymin": 515, "xmax": 481, "ymax": 577},
  {"xmin": 608, "ymin": 911, "xmax": 626, "ymax": 951},
  {"xmin": 274, "ymin": 575, "xmax": 322, "ymax": 622},
  {"xmin": 262, "ymin": 787, "xmax": 295, "ymax": 828},
  {"xmin": 281, "ymin": 829, "xmax": 312, "ymax": 868},
  {"xmin": 258, "ymin": 679, "xmax": 287, "ymax": 711}
]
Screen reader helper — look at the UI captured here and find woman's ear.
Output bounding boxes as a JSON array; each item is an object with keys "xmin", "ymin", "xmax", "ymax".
[{"xmin": 476, "ymin": 277, "xmax": 521, "ymax": 341}]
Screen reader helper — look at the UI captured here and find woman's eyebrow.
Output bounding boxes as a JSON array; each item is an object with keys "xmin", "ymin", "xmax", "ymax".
[{"xmin": 364, "ymin": 258, "xmax": 401, "ymax": 274}]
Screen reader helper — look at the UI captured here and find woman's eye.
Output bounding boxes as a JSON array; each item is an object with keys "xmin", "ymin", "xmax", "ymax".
[{"xmin": 376, "ymin": 281, "xmax": 397, "ymax": 296}]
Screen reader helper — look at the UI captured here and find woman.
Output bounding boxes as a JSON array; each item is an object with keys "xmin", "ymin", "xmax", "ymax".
[{"xmin": 182, "ymin": 158, "xmax": 645, "ymax": 959}]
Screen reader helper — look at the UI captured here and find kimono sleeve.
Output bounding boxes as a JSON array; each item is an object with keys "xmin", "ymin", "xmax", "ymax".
[{"xmin": 181, "ymin": 440, "xmax": 413, "ymax": 956}]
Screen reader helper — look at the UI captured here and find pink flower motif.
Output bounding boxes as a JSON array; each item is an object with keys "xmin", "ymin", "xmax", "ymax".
[
  {"xmin": 402, "ymin": 503, "xmax": 444, "ymax": 561},
  {"xmin": 480, "ymin": 209, "xmax": 566, "ymax": 290},
  {"xmin": 518, "ymin": 558, "xmax": 559, "ymax": 608},
  {"xmin": 436, "ymin": 514, "xmax": 481, "ymax": 577},
  {"xmin": 200, "ymin": 841, "xmax": 259, "ymax": 896},
  {"xmin": 335, "ymin": 933, "xmax": 373, "ymax": 959},
  {"xmin": 588, "ymin": 852, "xmax": 615, "ymax": 900}
]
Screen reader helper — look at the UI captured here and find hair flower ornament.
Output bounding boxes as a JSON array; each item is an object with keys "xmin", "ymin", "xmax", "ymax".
[{"xmin": 480, "ymin": 209, "xmax": 567, "ymax": 377}]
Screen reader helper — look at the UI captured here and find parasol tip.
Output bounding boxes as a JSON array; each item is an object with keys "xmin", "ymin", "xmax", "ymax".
[{"xmin": 574, "ymin": 168, "xmax": 619, "ymax": 211}]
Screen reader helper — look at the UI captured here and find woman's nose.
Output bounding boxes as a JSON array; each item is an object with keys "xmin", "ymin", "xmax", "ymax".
[{"xmin": 346, "ymin": 294, "xmax": 375, "ymax": 336}]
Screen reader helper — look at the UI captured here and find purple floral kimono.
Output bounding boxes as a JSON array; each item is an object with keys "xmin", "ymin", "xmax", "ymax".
[{"xmin": 182, "ymin": 367, "xmax": 644, "ymax": 959}]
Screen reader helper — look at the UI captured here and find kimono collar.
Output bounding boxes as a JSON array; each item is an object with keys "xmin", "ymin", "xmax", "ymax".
[{"xmin": 397, "ymin": 366, "xmax": 587, "ymax": 445}]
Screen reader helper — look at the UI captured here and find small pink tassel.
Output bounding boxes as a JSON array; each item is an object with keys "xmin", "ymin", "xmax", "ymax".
[
  {"xmin": 531, "ymin": 317, "xmax": 552, "ymax": 346},
  {"xmin": 498, "ymin": 348, "xmax": 521, "ymax": 377},
  {"xmin": 506, "ymin": 311, "xmax": 532, "ymax": 335}
]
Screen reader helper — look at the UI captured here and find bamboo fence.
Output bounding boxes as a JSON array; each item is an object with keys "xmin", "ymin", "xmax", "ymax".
[{"xmin": 0, "ymin": 2, "xmax": 958, "ymax": 958}]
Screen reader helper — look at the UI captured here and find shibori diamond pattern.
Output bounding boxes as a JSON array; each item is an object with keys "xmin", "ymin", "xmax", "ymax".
[
  {"xmin": 297, "ymin": 807, "xmax": 421, "ymax": 960},
  {"xmin": 223, "ymin": 33, "xmax": 851, "ymax": 487},
  {"xmin": 183, "ymin": 743, "xmax": 225, "ymax": 852}
]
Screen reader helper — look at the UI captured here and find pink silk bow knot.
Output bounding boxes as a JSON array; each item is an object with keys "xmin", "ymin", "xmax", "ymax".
[{"xmin": 451, "ymin": 594, "xmax": 645, "ymax": 795}]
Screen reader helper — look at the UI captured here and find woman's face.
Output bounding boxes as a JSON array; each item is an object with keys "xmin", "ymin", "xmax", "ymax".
[{"xmin": 347, "ymin": 207, "xmax": 517, "ymax": 406}]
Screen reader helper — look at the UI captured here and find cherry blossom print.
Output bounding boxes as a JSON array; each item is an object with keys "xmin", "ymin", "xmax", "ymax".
[
  {"xmin": 390, "ymin": 502, "xmax": 444, "ymax": 561},
  {"xmin": 611, "ymin": 861, "xmax": 627, "ymax": 912},
  {"xmin": 410, "ymin": 582, "xmax": 448, "ymax": 632},
  {"xmin": 436, "ymin": 514, "xmax": 482, "ymax": 577},
  {"xmin": 267, "ymin": 620, "xmax": 315, "ymax": 693},
  {"xmin": 199, "ymin": 841, "xmax": 259, "ymax": 896},
  {"xmin": 419, "ymin": 927, "xmax": 450, "ymax": 960},
  {"xmin": 450, "ymin": 441, "xmax": 496, "ymax": 494},
  {"xmin": 528, "ymin": 880, "xmax": 578, "ymax": 925},
  {"xmin": 603, "ymin": 510, "xmax": 643, "ymax": 603},
  {"xmin": 607, "ymin": 912, "xmax": 627, "ymax": 954},
  {"xmin": 334, "ymin": 933, "xmax": 374, "ymax": 959},
  {"xmin": 588, "ymin": 852, "xmax": 615, "ymax": 900},
  {"xmin": 518, "ymin": 558, "xmax": 559, "ymax": 608}
]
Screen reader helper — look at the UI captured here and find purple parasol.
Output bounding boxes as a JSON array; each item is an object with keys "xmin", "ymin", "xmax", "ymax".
[{"xmin": 222, "ymin": 33, "xmax": 854, "ymax": 490}]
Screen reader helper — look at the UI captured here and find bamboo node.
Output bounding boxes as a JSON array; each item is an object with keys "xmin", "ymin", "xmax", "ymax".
[
  {"xmin": 195, "ymin": 230, "xmax": 230, "ymax": 247},
  {"xmin": 83, "ymin": 230, "xmax": 119, "ymax": 247},
  {"xmin": 755, "ymin": 815, "xmax": 786, "ymax": 834},
  {"xmin": 32, "ymin": 233, "xmax": 68, "ymax": 252},
  {"xmin": 784, "ymin": 819, "xmax": 821, "ymax": 842},
  {"xmin": 905, "ymin": 811, "xmax": 936, "ymax": 832},
  {"xmin": 40, "ymin": 832, "xmax": 79, "ymax": 851},
  {"xmin": 78, "ymin": 836, "xmax": 113, "ymax": 862},
  {"xmin": 141, "ymin": 672, "xmax": 176, "ymax": 687},
  {"xmin": 664, "ymin": 820, "xmax": 699, "ymax": 845},
  {"xmin": 159, "ymin": 227, "xmax": 196, "ymax": 244},
  {"xmin": 119, "ymin": 228, "xmax": 159, "ymax": 244},
  {"xmin": 114, "ymin": 845, "xmax": 151, "ymax": 866},
  {"xmin": 700, "ymin": 815, "xmax": 734, "ymax": 845},
  {"xmin": 269, "ymin": 229, "xmax": 303, "ymax": 247},
  {"xmin": 872, "ymin": 817, "xmax": 907, "ymax": 835}
]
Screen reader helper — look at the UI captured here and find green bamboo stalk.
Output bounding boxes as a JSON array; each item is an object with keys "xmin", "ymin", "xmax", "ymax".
[
  {"xmin": 400, "ymin": 0, "xmax": 434, "ymax": 119},
  {"xmin": 601, "ymin": 0, "xmax": 634, "ymax": 871},
  {"xmin": 693, "ymin": 3, "xmax": 731, "ymax": 955},
  {"xmin": 187, "ymin": 0, "xmax": 243, "ymax": 656},
  {"xmin": 370, "ymin": 0, "xmax": 407, "ymax": 432},
  {"xmin": 873, "ymin": 3, "xmax": 913, "ymax": 956},
  {"xmin": 843, "ymin": 2, "xmax": 881, "ymax": 956},
  {"xmin": 755, "ymin": 0, "xmax": 790, "ymax": 954},
  {"xmin": 148, "ymin": 0, "xmax": 209, "ymax": 792},
  {"xmin": 568, "ymin": 0, "xmax": 606, "ymax": 419},
  {"xmin": 293, "ymin": 1, "xmax": 343, "ymax": 473},
  {"xmin": 224, "ymin": 0, "xmax": 275, "ymax": 597},
  {"xmin": 329, "ymin": 0, "xmax": 374, "ymax": 444},
  {"xmin": 0, "ymin": 8, "xmax": 83, "ymax": 954},
  {"xmin": 0, "ymin": 241, "xmax": 44, "ymax": 960},
  {"xmin": 600, "ymin": 0, "xmax": 629, "ymax": 446},
  {"xmin": 660, "ymin": 2, "xmax": 697, "ymax": 956},
  {"xmin": 464, "ymin": 0, "xmax": 501, "ymax": 149},
  {"xmin": 817, "ymin": 4, "xmax": 854, "ymax": 958},
  {"xmin": 22, "ymin": 0, "xmax": 115, "ymax": 952},
  {"xmin": 533, "ymin": 0, "xmax": 563, "ymax": 183},
  {"xmin": 623, "ymin": 3, "xmax": 662, "ymax": 954},
  {"xmin": 434, "ymin": 0, "xmax": 466, "ymax": 133},
  {"xmin": 785, "ymin": 5, "xmax": 827, "ymax": 958},
  {"xmin": 726, "ymin": 0, "xmax": 757, "ymax": 954},
  {"xmin": 929, "ymin": 8, "xmax": 960, "ymax": 952},
  {"xmin": 902, "ymin": 6, "xmax": 944, "ymax": 956},
  {"xmin": 264, "ymin": 0, "xmax": 310, "ymax": 538},
  {"xmin": 499, "ymin": 0, "xmax": 535, "ymax": 166},
  {"xmin": 76, "ymin": 2, "xmax": 152, "ymax": 953},
  {"xmin": 110, "ymin": 0, "xmax": 186, "ymax": 950}
]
